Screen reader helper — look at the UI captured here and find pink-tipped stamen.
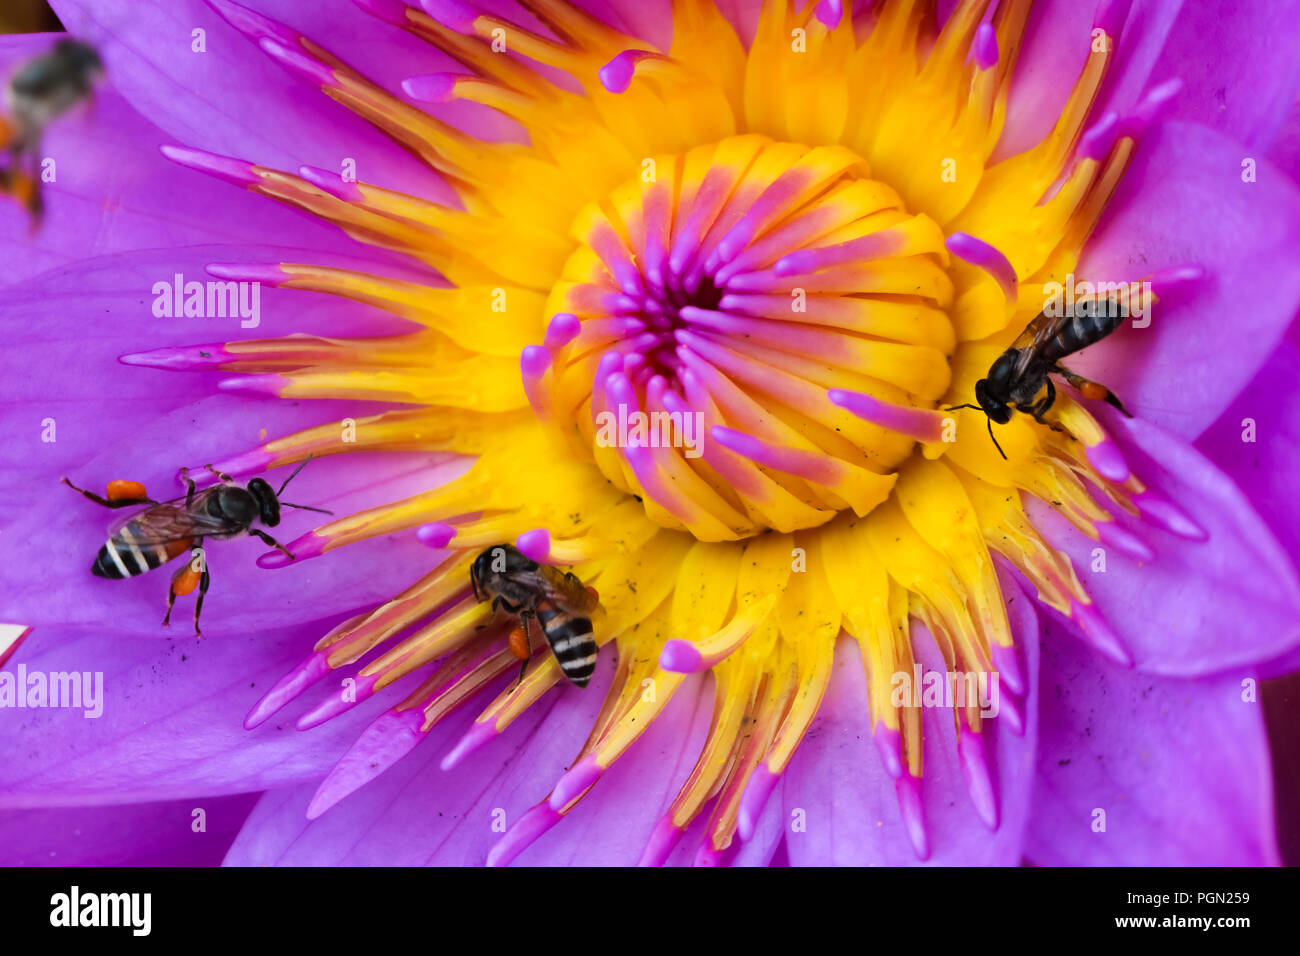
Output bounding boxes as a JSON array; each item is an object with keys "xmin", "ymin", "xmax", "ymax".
[
  {"xmin": 296, "ymin": 672, "xmax": 380, "ymax": 729},
  {"xmin": 305, "ymin": 708, "xmax": 427, "ymax": 818},
  {"xmin": 118, "ymin": 344, "xmax": 236, "ymax": 371},
  {"xmin": 737, "ymin": 765, "xmax": 779, "ymax": 841},
  {"xmin": 873, "ymin": 723, "xmax": 904, "ymax": 780},
  {"xmin": 945, "ymin": 232, "xmax": 1018, "ymax": 303},
  {"xmin": 638, "ymin": 814, "xmax": 685, "ymax": 867},
  {"xmin": 1069, "ymin": 600, "xmax": 1134, "ymax": 666},
  {"xmin": 257, "ymin": 530, "xmax": 328, "ymax": 568},
  {"xmin": 244, "ymin": 650, "xmax": 332, "ymax": 729},
  {"xmin": 159, "ymin": 145, "xmax": 260, "ymax": 187},
  {"xmin": 895, "ymin": 773, "xmax": 931, "ymax": 861},
  {"xmin": 957, "ymin": 728, "xmax": 999, "ymax": 830},
  {"xmin": 440, "ymin": 718, "xmax": 500, "ymax": 771},
  {"xmin": 828, "ymin": 388, "xmax": 948, "ymax": 442}
]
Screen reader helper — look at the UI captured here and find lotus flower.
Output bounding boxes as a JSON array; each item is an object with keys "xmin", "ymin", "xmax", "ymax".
[{"xmin": 1, "ymin": 0, "xmax": 1299, "ymax": 867}]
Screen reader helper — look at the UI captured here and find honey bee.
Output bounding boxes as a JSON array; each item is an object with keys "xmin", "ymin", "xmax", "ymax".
[
  {"xmin": 470, "ymin": 544, "xmax": 601, "ymax": 688},
  {"xmin": 62, "ymin": 458, "xmax": 330, "ymax": 635},
  {"xmin": 1, "ymin": 39, "xmax": 103, "ymax": 221},
  {"xmin": 948, "ymin": 297, "xmax": 1133, "ymax": 458}
]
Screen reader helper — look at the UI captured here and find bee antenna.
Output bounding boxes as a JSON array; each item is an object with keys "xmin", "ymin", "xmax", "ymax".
[
  {"xmin": 987, "ymin": 417, "xmax": 1007, "ymax": 460},
  {"xmin": 275, "ymin": 453, "xmax": 315, "ymax": 496},
  {"xmin": 280, "ymin": 502, "xmax": 333, "ymax": 515},
  {"xmin": 944, "ymin": 403, "xmax": 982, "ymax": 413}
]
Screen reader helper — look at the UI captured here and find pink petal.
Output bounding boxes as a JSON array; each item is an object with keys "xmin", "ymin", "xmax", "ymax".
[
  {"xmin": 1120, "ymin": 0, "xmax": 1300, "ymax": 151},
  {"xmin": 1027, "ymin": 412, "xmax": 1300, "ymax": 676},
  {"xmin": 1026, "ymin": 614, "xmax": 1280, "ymax": 865},
  {"xmin": 0, "ymin": 793, "xmax": 259, "ymax": 865},
  {"xmin": 0, "ymin": 619, "xmax": 422, "ymax": 806},
  {"xmin": 1195, "ymin": 340, "xmax": 1300, "ymax": 677},
  {"xmin": 224, "ymin": 661, "xmax": 618, "ymax": 864}
]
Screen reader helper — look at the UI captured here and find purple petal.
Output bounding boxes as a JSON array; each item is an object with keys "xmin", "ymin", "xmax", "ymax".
[
  {"xmin": 0, "ymin": 792, "xmax": 259, "ymax": 865},
  {"xmin": 224, "ymin": 667, "xmax": 748, "ymax": 865},
  {"xmin": 1117, "ymin": 0, "xmax": 1300, "ymax": 152},
  {"xmin": 1027, "ymin": 412, "xmax": 1300, "ymax": 675},
  {"xmin": 0, "ymin": 618, "xmax": 428, "ymax": 807},
  {"xmin": 1267, "ymin": 99, "xmax": 1300, "ymax": 188},
  {"xmin": 49, "ymin": 0, "xmax": 448, "ymax": 198},
  {"xmin": 1195, "ymin": 340, "xmax": 1300, "ymax": 677},
  {"xmin": 1026, "ymin": 615, "xmax": 1280, "ymax": 865},
  {"xmin": 1073, "ymin": 121, "xmax": 1300, "ymax": 437},
  {"xmin": 224, "ymin": 658, "xmax": 624, "ymax": 865},
  {"xmin": 996, "ymin": 0, "xmax": 1180, "ymax": 161}
]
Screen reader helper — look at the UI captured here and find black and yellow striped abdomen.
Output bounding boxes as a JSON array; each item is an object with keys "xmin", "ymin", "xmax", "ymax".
[
  {"xmin": 536, "ymin": 600, "xmax": 598, "ymax": 688},
  {"xmin": 92, "ymin": 523, "xmax": 191, "ymax": 580}
]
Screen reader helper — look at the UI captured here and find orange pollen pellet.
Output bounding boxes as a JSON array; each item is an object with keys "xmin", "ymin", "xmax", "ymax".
[
  {"xmin": 1080, "ymin": 382, "xmax": 1108, "ymax": 400},
  {"xmin": 107, "ymin": 479, "xmax": 148, "ymax": 501},
  {"xmin": 585, "ymin": 585, "xmax": 599, "ymax": 603},
  {"xmin": 172, "ymin": 566, "xmax": 201, "ymax": 597},
  {"xmin": 12, "ymin": 174, "xmax": 36, "ymax": 205},
  {"xmin": 508, "ymin": 627, "xmax": 530, "ymax": 661}
]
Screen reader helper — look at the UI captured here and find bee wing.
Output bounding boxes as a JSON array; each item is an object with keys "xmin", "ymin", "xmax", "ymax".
[
  {"xmin": 107, "ymin": 495, "xmax": 238, "ymax": 545},
  {"xmin": 1010, "ymin": 312, "xmax": 1058, "ymax": 350},
  {"xmin": 540, "ymin": 565, "xmax": 600, "ymax": 612},
  {"xmin": 1009, "ymin": 312, "xmax": 1068, "ymax": 377}
]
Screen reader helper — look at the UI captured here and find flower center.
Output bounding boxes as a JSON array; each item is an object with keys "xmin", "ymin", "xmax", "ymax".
[{"xmin": 524, "ymin": 135, "xmax": 958, "ymax": 540}]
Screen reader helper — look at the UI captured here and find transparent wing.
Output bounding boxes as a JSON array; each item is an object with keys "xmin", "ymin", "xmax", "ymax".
[
  {"xmin": 538, "ymin": 565, "xmax": 599, "ymax": 612},
  {"xmin": 1010, "ymin": 312, "xmax": 1068, "ymax": 378},
  {"xmin": 106, "ymin": 492, "xmax": 238, "ymax": 545}
]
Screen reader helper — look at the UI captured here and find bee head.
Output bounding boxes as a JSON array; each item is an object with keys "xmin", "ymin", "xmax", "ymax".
[
  {"xmin": 247, "ymin": 477, "xmax": 281, "ymax": 527},
  {"xmin": 974, "ymin": 379, "xmax": 1012, "ymax": 425},
  {"xmin": 470, "ymin": 549, "xmax": 490, "ymax": 598},
  {"xmin": 57, "ymin": 40, "xmax": 103, "ymax": 74},
  {"xmin": 471, "ymin": 544, "xmax": 532, "ymax": 598},
  {"xmin": 51, "ymin": 40, "xmax": 103, "ymax": 85}
]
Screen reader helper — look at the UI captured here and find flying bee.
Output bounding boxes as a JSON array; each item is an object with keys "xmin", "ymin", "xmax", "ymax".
[
  {"xmin": 62, "ymin": 457, "xmax": 330, "ymax": 635},
  {"xmin": 470, "ymin": 544, "xmax": 601, "ymax": 688},
  {"xmin": 947, "ymin": 296, "xmax": 1133, "ymax": 458},
  {"xmin": 1, "ymin": 39, "xmax": 103, "ymax": 221}
]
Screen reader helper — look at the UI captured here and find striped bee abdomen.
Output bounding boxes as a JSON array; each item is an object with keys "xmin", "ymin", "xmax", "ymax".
[
  {"xmin": 92, "ymin": 525, "xmax": 191, "ymax": 579},
  {"xmin": 536, "ymin": 601, "xmax": 598, "ymax": 688},
  {"xmin": 1045, "ymin": 301, "xmax": 1127, "ymax": 363}
]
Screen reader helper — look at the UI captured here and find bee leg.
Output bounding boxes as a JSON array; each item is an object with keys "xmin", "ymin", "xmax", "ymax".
[
  {"xmin": 1057, "ymin": 367, "xmax": 1134, "ymax": 418},
  {"xmin": 1106, "ymin": 392, "xmax": 1134, "ymax": 418},
  {"xmin": 514, "ymin": 614, "xmax": 535, "ymax": 688},
  {"xmin": 1034, "ymin": 379, "xmax": 1058, "ymax": 417},
  {"xmin": 1025, "ymin": 382, "xmax": 1070, "ymax": 434},
  {"xmin": 182, "ymin": 473, "xmax": 196, "ymax": 508},
  {"xmin": 193, "ymin": 564, "xmax": 211, "ymax": 637},
  {"xmin": 162, "ymin": 586, "xmax": 177, "ymax": 629},
  {"xmin": 250, "ymin": 528, "xmax": 294, "ymax": 560},
  {"xmin": 61, "ymin": 477, "xmax": 157, "ymax": 509},
  {"xmin": 1030, "ymin": 407, "xmax": 1071, "ymax": 435},
  {"xmin": 164, "ymin": 552, "xmax": 205, "ymax": 630},
  {"xmin": 203, "ymin": 464, "xmax": 235, "ymax": 483}
]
